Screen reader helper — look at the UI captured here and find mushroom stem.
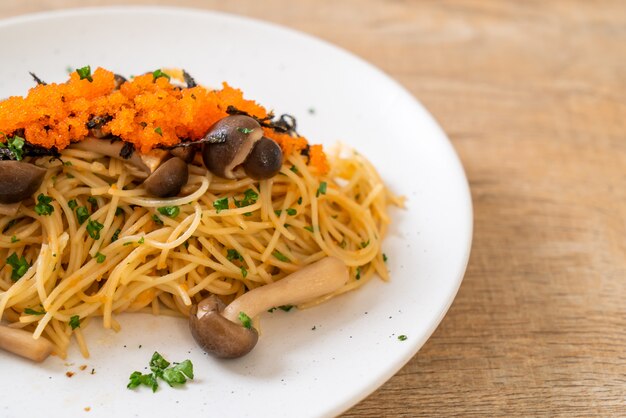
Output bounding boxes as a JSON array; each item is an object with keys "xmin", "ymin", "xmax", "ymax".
[
  {"xmin": 222, "ymin": 257, "xmax": 349, "ymax": 322},
  {"xmin": 0, "ymin": 325, "xmax": 54, "ymax": 362}
]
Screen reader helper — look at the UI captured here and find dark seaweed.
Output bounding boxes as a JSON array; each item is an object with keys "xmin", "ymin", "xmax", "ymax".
[
  {"xmin": 225, "ymin": 106, "xmax": 300, "ymax": 136},
  {"xmin": 0, "ymin": 137, "xmax": 60, "ymax": 161},
  {"xmin": 182, "ymin": 70, "xmax": 197, "ymax": 88},
  {"xmin": 86, "ymin": 115, "xmax": 112, "ymax": 129},
  {"xmin": 29, "ymin": 72, "xmax": 47, "ymax": 86},
  {"xmin": 119, "ymin": 142, "xmax": 135, "ymax": 159}
]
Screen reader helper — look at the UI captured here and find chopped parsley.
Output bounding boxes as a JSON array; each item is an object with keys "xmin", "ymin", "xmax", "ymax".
[
  {"xmin": 383, "ymin": 253, "xmax": 388, "ymax": 262},
  {"xmin": 274, "ymin": 210, "xmax": 282, "ymax": 216},
  {"xmin": 154, "ymin": 127, "xmax": 163, "ymax": 136},
  {"xmin": 115, "ymin": 207, "xmax": 124, "ymax": 216},
  {"xmin": 152, "ymin": 214, "xmax": 164, "ymax": 226},
  {"xmin": 11, "ymin": 235, "xmax": 19, "ymax": 243},
  {"xmin": 87, "ymin": 196, "xmax": 98, "ymax": 209},
  {"xmin": 111, "ymin": 228, "xmax": 121, "ymax": 242},
  {"xmin": 273, "ymin": 250, "xmax": 290, "ymax": 262},
  {"xmin": 86, "ymin": 219, "xmax": 104, "ymax": 240},
  {"xmin": 158, "ymin": 206, "xmax": 180, "ymax": 218},
  {"xmin": 290, "ymin": 165, "xmax": 299, "ymax": 174},
  {"xmin": 7, "ymin": 253, "xmax": 29, "ymax": 281},
  {"xmin": 64, "ymin": 161, "xmax": 73, "ymax": 166},
  {"xmin": 24, "ymin": 307, "xmax": 46, "ymax": 315},
  {"xmin": 297, "ymin": 197, "xmax": 303, "ymax": 205},
  {"xmin": 138, "ymin": 237, "xmax": 145, "ymax": 244},
  {"xmin": 213, "ymin": 197, "xmax": 229, "ymax": 213},
  {"xmin": 0, "ymin": 135, "xmax": 25, "ymax": 160},
  {"xmin": 69, "ymin": 315, "xmax": 81, "ymax": 330},
  {"xmin": 279, "ymin": 305, "xmax": 294, "ymax": 312},
  {"xmin": 240, "ymin": 266, "xmax": 248, "ymax": 278},
  {"xmin": 360, "ymin": 240, "xmax": 370, "ymax": 249},
  {"xmin": 356, "ymin": 267, "xmax": 361, "ymax": 280},
  {"xmin": 238, "ymin": 312, "xmax": 252, "ymax": 329},
  {"xmin": 76, "ymin": 65, "xmax": 93, "ymax": 82},
  {"xmin": 226, "ymin": 249, "xmax": 243, "ymax": 262},
  {"xmin": 237, "ymin": 127, "xmax": 254, "ymax": 134},
  {"xmin": 34, "ymin": 194, "xmax": 54, "ymax": 216},
  {"xmin": 286, "ymin": 208, "xmax": 297, "ymax": 216},
  {"xmin": 76, "ymin": 206, "xmax": 90, "ymax": 224},
  {"xmin": 316, "ymin": 181, "xmax": 327, "ymax": 197},
  {"xmin": 95, "ymin": 252, "xmax": 106, "ymax": 263},
  {"xmin": 233, "ymin": 189, "xmax": 258, "ymax": 208},
  {"xmin": 152, "ymin": 69, "xmax": 170, "ymax": 81},
  {"xmin": 128, "ymin": 352, "xmax": 193, "ymax": 392},
  {"xmin": 398, "ymin": 335, "xmax": 408, "ymax": 341},
  {"xmin": 304, "ymin": 226, "xmax": 314, "ymax": 233},
  {"xmin": 67, "ymin": 199, "xmax": 78, "ymax": 210}
]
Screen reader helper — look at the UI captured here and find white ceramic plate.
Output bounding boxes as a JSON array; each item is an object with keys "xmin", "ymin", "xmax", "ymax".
[{"xmin": 0, "ymin": 7, "xmax": 472, "ymax": 418}]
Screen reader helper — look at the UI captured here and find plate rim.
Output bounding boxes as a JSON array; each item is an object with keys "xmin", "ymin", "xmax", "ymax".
[{"xmin": 0, "ymin": 6, "xmax": 474, "ymax": 416}]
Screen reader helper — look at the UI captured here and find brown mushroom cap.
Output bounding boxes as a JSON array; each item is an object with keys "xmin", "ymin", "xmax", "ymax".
[
  {"xmin": 0, "ymin": 161, "xmax": 46, "ymax": 204},
  {"xmin": 243, "ymin": 137, "xmax": 283, "ymax": 180},
  {"xmin": 143, "ymin": 157, "xmax": 189, "ymax": 197},
  {"xmin": 170, "ymin": 146, "xmax": 196, "ymax": 163},
  {"xmin": 201, "ymin": 115, "xmax": 264, "ymax": 179},
  {"xmin": 189, "ymin": 295, "xmax": 259, "ymax": 359}
]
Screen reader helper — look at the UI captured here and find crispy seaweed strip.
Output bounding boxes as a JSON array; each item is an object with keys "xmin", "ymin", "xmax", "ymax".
[
  {"xmin": 182, "ymin": 70, "xmax": 197, "ymax": 88},
  {"xmin": 225, "ymin": 106, "xmax": 300, "ymax": 136},
  {"xmin": 86, "ymin": 115, "xmax": 113, "ymax": 130},
  {"xmin": 29, "ymin": 72, "xmax": 47, "ymax": 86},
  {"xmin": 119, "ymin": 142, "xmax": 135, "ymax": 159}
]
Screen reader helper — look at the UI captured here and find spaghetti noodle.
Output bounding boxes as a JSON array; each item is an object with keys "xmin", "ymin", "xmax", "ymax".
[{"xmin": 0, "ymin": 68, "xmax": 402, "ymax": 359}]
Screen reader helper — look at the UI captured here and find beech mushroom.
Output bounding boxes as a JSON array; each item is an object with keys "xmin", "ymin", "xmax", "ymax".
[
  {"xmin": 0, "ymin": 325, "xmax": 54, "ymax": 362},
  {"xmin": 201, "ymin": 115, "xmax": 264, "ymax": 179},
  {"xmin": 189, "ymin": 257, "xmax": 349, "ymax": 358},
  {"xmin": 243, "ymin": 137, "xmax": 283, "ymax": 179},
  {"xmin": 0, "ymin": 161, "xmax": 46, "ymax": 204},
  {"xmin": 70, "ymin": 138, "xmax": 188, "ymax": 197}
]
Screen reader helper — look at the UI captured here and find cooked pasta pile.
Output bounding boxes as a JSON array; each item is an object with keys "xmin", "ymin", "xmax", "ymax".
[{"xmin": 0, "ymin": 145, "xmax": 401, "ymax": 358}]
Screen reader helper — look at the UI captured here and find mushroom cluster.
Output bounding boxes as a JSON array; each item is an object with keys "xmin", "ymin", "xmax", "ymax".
[
  {"xmin": 189, "ymin": 257, "xmax": 349, "ymax": 358},
  {"xmin": 0, "ymin": 114, "xmax": 285, "ymax": 203}
]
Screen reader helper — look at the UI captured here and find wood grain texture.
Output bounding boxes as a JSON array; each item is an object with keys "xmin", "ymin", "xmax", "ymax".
[{"xmin": 2, "ymin": 1, "xmax": 625, "ymax": 416}]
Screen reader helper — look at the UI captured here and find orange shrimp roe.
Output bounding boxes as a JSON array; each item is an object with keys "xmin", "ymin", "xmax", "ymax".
[{"xmin": 0, "ymin": 67, "xmax": 328, "ymax": 173}]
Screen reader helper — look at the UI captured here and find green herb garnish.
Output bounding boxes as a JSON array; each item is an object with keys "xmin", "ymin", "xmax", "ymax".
[
  {"xmin": 76, "ymin": 65, "xmax": 93, "ymax": 82},
  {"xmin": 152, "ymin": 214, "xmax": 164, "ymax": 226},
  {"xmin": 233, "ymin": 189, "xmax": 258, "ymax": 208},
  {"xmin": 95, "ymin": 252, "xmax": 106, "ymax": 263},
  {"xmin": 0, "ymin": 135, "xmax": 26, "ymax": 160},
  {"xmin": 316, "ymin": 181, "xmax": 327, "ymax": 197},
  {"xmin": 11, "ymin": 235, "xmax": 19, "ymax": 243},
  {"xmin": 24, "ymin": 307, "xmax": 46, "ymax": 315},
  {"xmin": 227, "ymin": 249, "xmax": 243, "ymax": 261},
  {"xmin": 360, "ymin": 240, "xmax": 370, "ymax": 249},
  {"xmin": 238, "ymin": 312, "xmax": 252, "ymax": 329},
  {"xmin": 128, "ymin": 352, "xmax": 194, "ymax": 392},
  {"xmin": 111, "ymin": 228, "xmax": 121, "ymax": 242},
  {"xmin": 383, "ymin": 253, "xmax": 388, "ymax": 262},
  {"xmin": 115, "ymin": 207, "xmax": 124, "ymax": 216},
  {"xmin": 398, "ymin": 335, "xmax": 407, "ymax": 341},
  {"xmin": 158, "ymin": 206, "xmax": 180, "ymax": 218},
  {"xmin": 240, "ymin": 266, "xmax": 248, "ymax": 278},
  {"xmin": 86, "ymin": 219, "xmax": 104, "ymax": 240},
  {"xmin": 138, "ymin": 237, "xmax": 145, "ymax": 244},
  {"xmin": 34, "ymin": 194, "xmax": 54, "ymax": 216},
  {"xmin": 304, "ymin": 226, "xmax": 314, "ymax": 233},
  {"xmin": 286, "ymin": 208, "xmax": 297, "ymax": 216},
  {"xmin": 69, "ymin": 315, "xmax": 81, "ymax": 330},
  {"xmin": 213, "ymin": 197, "xmax": 229, "ymax": 213},
  {"xmin": 67, "ymin": 199, "xmax": 78, "ymax": 210},
  {"xmin": 154, "ymin": 127, "xmax": 163, "ymax": 136},
  {"xmin": 7, "ymin": 253, "xmax": 29, "ymax": 281},
  {"xmin": 273, "ymin": 250, "xmax": 290, "ymax": 262},
  {"xmin": 76, "ymin": 206, "xmax": 90, "ymax": 224},
  {"xmin": 152, "ymin": 69, "xmax": 170, "ymax": 81},
  {"xmin": 356, "ymin": 267, "xmax": 361, "ymax": 280},
  {"xmin": 279, "ymin": 305, "xmax": 294, "ymax": 312}
]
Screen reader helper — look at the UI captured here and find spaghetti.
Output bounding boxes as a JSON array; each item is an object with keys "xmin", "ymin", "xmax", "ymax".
[{"xmin": 0, "ymin": 68, "xmax": 402, "ymax": 359}]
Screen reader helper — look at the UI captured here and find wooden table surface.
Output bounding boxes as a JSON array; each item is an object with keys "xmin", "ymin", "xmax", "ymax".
[{"xmin": 2, "ymin": 1, "xmax": 625, "ymax": 416}]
